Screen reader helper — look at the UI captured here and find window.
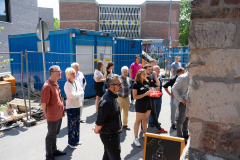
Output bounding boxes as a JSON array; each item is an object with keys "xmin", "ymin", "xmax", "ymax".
[{"xmin": 0, "ymin": 0, "xmax": 10, "ymax": 22}]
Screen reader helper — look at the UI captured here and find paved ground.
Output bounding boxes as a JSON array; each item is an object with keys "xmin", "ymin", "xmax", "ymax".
[{"xmin": 0, "ymin": 89, "xmax": 183, "ymax": 160}]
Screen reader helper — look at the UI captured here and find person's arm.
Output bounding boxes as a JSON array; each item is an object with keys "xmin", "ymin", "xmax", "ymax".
[
  {"xmin": 41, "ymin": 103, "xmax": 47, "ymax": 117},
  {"xmin": 153, "ymin": 71, "xmax": 160, "ymax": 87},
  {"xmin": 163, "ymin": 79, "xmax": 174, "ymax": 97},
  {"xmin": 94, "ymin": 100, "xmax": 111, "ymax": 134},
  {"xmin": 41, "ymin": 85, "xmax": 51, "ymax": 118},
  {"xmin": 95, "ymin": 76, "xmax": 105, "ymax": 82},
  {"xmin": 93, "ymin": 125, "xmax": 103, "ymax": 134},
  {"xmin": 172, "ymin": 76, "xmax": 186, "ymax": 104},
  {"xmin": 132, "ymin": 89, "xmax": 150, "ymax": 99},
  {"xmin": 171, "ymin": 68, "xmax": 174, "ymax": 77},
  {"xmin": 164, "ymin": 88, "xmax": 174, "ymax": 97},
  {"xmin": 103, "ymin": 71, "xmax": 107, "ymax": 79},
  {"xmin": 129, "ymin": 69, "xmax": 133, "ymax": 81},
  {"xmin": 64, "ymin": 83, "xmax": 82, "ymax": 100}
]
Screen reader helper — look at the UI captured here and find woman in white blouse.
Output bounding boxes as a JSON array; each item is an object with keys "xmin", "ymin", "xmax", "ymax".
[
  {"xmin": 94, "ymin": 61, "xmax": 106, "ymax": 113},
  {"xmin": 64, "ymin": 67, "xmax": 84, "ymax": 149}
]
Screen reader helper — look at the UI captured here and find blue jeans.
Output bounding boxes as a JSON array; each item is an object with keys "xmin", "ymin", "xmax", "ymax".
[{"xmin": 148, "ymin": 97, "xmax": 162, "ymax": 125}]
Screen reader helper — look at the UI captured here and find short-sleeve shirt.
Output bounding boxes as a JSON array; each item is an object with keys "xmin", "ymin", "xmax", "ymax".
[
  {"xmin": 94, "ymin": 69, "xmax": 103, "ymax": 80},
  {"xmin": 41, "ymin": 79, "xmax": 65, "ymax": 122},
  {"xmin": 130, "ymin": 62, "xmax": 142, "ymax": 79},
  {"xmin": 132, "ymin": 81, "xmax": 151, "ymax": 108},
  {"xmin": 147, "ymin": 74, "xmax": 156, "ymax": 87},
  {"xmin": 75, "ymin": 71, "xmax": 85, "ymax": 88},
  {"xmin": 171, "ymin": 62, "xmax": 181, "ymax": 76}
]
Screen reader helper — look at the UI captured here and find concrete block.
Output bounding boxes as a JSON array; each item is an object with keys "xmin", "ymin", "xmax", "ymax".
[
  {"xmin": 0, "ymin": 81, "xmax": 12, "ymax": 103},
  {"xmin": 22, "ymin": 117, "xmax": 36, "ymax": 127},
  {"xmin": 189, "ymin": 22, "xmax": 236, "ymax": 49},
  {"xmin": 189, "ymin": 49, "xmax": 240, "ymax": 78},
  {"xmin": 187, "ymin": 82, "xmax": 240, "ymax": 125}
]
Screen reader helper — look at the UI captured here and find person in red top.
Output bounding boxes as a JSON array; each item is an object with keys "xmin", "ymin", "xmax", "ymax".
[
  {"xmin": 41, "ymin": 65, "xmax": 66, "ymax": 160},
  {"xmin": 129, "ymin": 55, "xmax": 142, "ymax": 102}
]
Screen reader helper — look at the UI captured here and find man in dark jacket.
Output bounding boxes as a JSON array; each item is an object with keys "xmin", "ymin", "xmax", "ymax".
[{"xmin": 93, "ymin": 74, "xmax": 122, "ymax": 160}]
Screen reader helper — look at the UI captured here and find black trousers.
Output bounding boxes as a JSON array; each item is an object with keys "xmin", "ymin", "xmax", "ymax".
[
  {"xmin": 130, "ymin": 81, "xmax": 134, "ymax": 101},
  {"xmin": 150, "ymin": 98, "xmax": 161, "ymax": 130},
  {"xmin": 100, "ymin": 132, "xmax": 121, "ymax": 160},
  {"xmin": 46, "ymin": 118, "xmax": 62, "ymax": 158},
  {"xmin": 141, "ymin": 98, "xmax": 161, "ymax": 130}
]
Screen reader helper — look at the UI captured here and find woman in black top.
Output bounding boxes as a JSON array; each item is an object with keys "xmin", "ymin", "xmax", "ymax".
[
  {"xmin": 132, "ymin": 69, "xmax": 151, "ymax": 147},
  {"xmin": 104, "ymin": 62, "xmax": 114, "ymax": 90}
]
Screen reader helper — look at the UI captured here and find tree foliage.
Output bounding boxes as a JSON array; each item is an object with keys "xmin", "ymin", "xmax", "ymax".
[
  {"xmin": 0, "ymin": 27, "xmax": 13, "ymax": 68},
  {"xmin": 179, "ymin": 0, "xmax": 191, "ymax": 46},
  {"xmin": 54, "ymin": 18, "xmax": 60, "ymax": 30}
]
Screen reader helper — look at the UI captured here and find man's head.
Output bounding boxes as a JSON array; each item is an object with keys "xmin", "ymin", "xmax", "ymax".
[
  {"xmin": 135, "ymin": 55, "xmax": 141, "ymax": 64},
  {"xmin": 71, "ymin": 62, "xmax": 79, "ymax": 73},
  {"xmin": 121, "ymin": 66, "xmax": 128, "ymax": 78},
  {"xmin": 153, "ymin": 65, "xmax": 160, "ymax": 75},
  {"xmin": 150, "ymin": 59, "xmax": 156, "ymax": 67},
  {"xmin": 106, "ymin": 74, "xmax": 122, "ymax": 94},
  {"xmin": 175, "ymin": 56, "xmax": 180, "ymax": 63},
  {"xmin": 143, "ymin": 64, "xmax": 152, "ymax": 75},
  {"xmin": 49, "ymin": 65, "xmax": 61, "ymax": 80},
  {"xmin": 176, "ymin": 67, "xmax": 185, "ymax": 76}
]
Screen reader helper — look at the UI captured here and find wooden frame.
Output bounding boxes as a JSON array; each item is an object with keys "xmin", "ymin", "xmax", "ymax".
[{"xmin": 143, "ymin": 133, "xmax": 185, "ymax": 160}]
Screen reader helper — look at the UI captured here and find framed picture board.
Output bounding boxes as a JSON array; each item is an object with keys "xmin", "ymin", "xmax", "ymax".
[{"xmin": 143, "ymin": 133, "xmax": 185, "ymax": 160}]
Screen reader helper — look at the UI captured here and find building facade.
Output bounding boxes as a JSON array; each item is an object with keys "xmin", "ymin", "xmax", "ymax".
[
  {"xmin": 59, "ymin": 0, "xmax": 181, "ymax": 47},
  {"xmin": 0, "ymin": 0, "xmax": 54, "ymax": 72}
]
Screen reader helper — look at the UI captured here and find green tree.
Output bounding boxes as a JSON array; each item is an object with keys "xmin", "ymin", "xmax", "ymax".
[
  {"xmin": 0, "ymin": 27, "xmax": 13, "ymax": 68},
  {"xmin": 54, "ymin": 18, "xmax": 60, "ymax": 30},
  {"xmin": 179, "ymin": 0, "xmax": 191, "ymax": 46}
]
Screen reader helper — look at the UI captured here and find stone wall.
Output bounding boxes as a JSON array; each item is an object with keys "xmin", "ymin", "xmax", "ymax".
[{"xmin": 188, "ymin": 0, "xmax": 240, "ymax": 159}]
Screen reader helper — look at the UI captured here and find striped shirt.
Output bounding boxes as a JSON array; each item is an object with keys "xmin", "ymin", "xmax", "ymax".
[{"xmin": 118, "ymin": 76, "xmax": 131, "ymax": 97}]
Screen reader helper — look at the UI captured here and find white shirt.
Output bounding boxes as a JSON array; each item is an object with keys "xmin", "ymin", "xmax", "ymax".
[
  {"xmin": 75, "ymin": 71, "xmax": 85, "ymax": 88},
  {"xmin": 64, "ymin": 80, "xmax": 84, "ymax": 109},
  {"xmin": 94, "ymin": 69, "xmax": 103, "ymax": 81}
]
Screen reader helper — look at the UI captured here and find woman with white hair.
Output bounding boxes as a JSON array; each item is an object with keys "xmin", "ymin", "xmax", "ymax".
[{"xmin": 64, "ymin": 67, "xmax": 84, "ymax": 149}]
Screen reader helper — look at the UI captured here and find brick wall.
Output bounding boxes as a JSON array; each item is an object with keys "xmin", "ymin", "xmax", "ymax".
[
  {"xmin": 141, "ymin": 3, "xmax": 180, "ymax": 47},
  {"xmin": 60, "ymin": 2, "xmax": 98, "ymax": 20},
  {"xmin": 61, "ymin": 22, "xmax": 98, "ymax": 30},
  {"xmin": 143, "ymin": 3, "xmax": 180, "ymax": 22},
  {"xmin": 60, "ymin": 1, "xmax": 99, "ymax": 31}
]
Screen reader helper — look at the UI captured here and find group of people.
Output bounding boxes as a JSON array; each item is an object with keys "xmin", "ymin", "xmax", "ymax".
[{"xmin": 41, "ymin": 55, "xmax": 189, "ymax": 160}]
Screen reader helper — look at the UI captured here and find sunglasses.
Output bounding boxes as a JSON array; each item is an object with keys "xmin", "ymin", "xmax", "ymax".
[
  {"xmin": 112, "ymin": 82, "xmax": 122, "ymax": 86},
  {"xmin": 52, "ymin": 70, "xmax": 62, "ymax": 73}
]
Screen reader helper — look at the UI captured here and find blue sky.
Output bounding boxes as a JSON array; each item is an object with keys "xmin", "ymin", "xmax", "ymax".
[{"xmin": 0, "ymin": 0, "xmax": 6, "ymax": 16}]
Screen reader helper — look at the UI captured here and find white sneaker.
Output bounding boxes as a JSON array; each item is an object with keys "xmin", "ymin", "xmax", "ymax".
[
  {"xmin": 77, "ymin": 142, "xmax": 82, "ymax": 145},
  {"xmin": 133, "ymin": 138, "xmax": 141, "ymax": 147},
  {"xmin": 142, "ymin": 133, "xmax": 145, "ymax": 138},
  {"xmin": 68, "ymin": 144, "xmax": 77, "ymax": 149}
]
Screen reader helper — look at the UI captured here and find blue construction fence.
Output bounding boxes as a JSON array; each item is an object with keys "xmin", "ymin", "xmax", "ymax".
[{"xmin": 147, "ymin": 46, "xmax": 190, "ymax": 69}]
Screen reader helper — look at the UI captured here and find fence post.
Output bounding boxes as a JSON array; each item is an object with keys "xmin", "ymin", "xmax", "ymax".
[
  {"xmin": 21, "ymin": 51, "xmax": 29, "ymax": 120},
  {"xmin": 25, "ymin": 50, "xmax": 32, "ymax": 119}
]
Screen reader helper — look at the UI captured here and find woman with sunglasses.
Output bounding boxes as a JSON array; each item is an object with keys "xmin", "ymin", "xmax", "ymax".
[
  {"xmin": 94, "ymin": 61, "xmax": 106, "ymax": 113},
  {"xmin": 132, "ymin": 69, "xmax": 151, "ymax": 147},
  {"xmin": 64, "ymin": 67, "xmax": 84, "ymax": 149}
]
